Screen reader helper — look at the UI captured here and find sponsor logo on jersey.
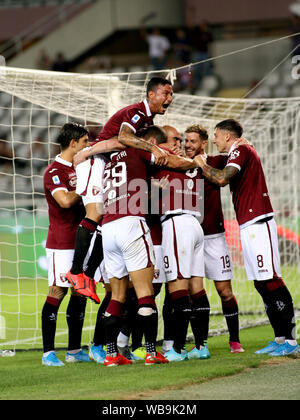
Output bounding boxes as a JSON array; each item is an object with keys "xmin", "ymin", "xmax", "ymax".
[
  {"xmin": 108, "ymin": 189, "xmax": 116, "ymax": 199},
  {"xmin": 52, "ymin": 175, "xmax": 60, "ymax": 185},
  {"xmin": 49, "ymin": 168, "xmax": 57, "ymax": 173},
  {"xmin": 131, "ymin": 114, "xmax": 140, "ymax": 123}
]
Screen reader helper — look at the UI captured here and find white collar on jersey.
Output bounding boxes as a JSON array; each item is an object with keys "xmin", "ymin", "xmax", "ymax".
[
  {"xmin": 228, "ymin": 143, "xmax": 238, "ymax": 156},
  {"xmin": 143, "ymin": 99, "xmax": 152, "ymax": 117},
  {"xmin": 55, "ymin": 154, "xmax": 73, "ymax": 167}
]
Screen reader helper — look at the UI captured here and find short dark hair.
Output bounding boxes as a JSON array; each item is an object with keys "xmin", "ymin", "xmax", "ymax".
[
  {"xmin": 136, "ymin": 125, "xmax": 167, "ymax": 145},
  {"xmin": 185, "ymin": 124, "xmax": 208, "ymax": 141},
  {"xmin": 146, "ymin": 77, "xmax": 172, "ymax": 96},
  {"xmin": 56, "ymin": 122, "xmax": 88, "ymax": 150},
  {"xmin": 215, "ymin": 119, "xmax": 243, "ymax": 138}
]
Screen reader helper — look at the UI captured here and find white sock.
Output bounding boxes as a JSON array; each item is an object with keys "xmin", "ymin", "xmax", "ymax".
[
  {"xmin": 275, "ymin": 337, "xmax": 285, "ymax": 344},
  {"xmin": 117, "ymin": 332, "xmax": 129, "ymax": 348},
  {"xmin": 162, "ymin": 340, "xmax": 174, "ymax": 352}
]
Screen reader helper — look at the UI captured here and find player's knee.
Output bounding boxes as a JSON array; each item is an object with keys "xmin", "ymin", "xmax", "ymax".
[
  {"xmin": 218, "ymin": 288, "xmax": 233, "ymax": 302},
  {"xmin": 215, "ymin": 283, "xmax": 233, "ymax": 301}
]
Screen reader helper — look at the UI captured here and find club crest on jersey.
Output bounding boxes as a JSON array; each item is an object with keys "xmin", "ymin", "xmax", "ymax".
[
  {"xmin": 131, "ymin": 114, "xmax": 140, "ymax": 123},
  {"xmin": 60, "ymin": 273, "xmax": 67, "ymax": 283},
  {"xmin": 52, "ymin": 175, "xmax": 60, "ymax": 185},
  {"xmin": 92, "ymin": 186, "xmax": 101, "ymax": 196},
  {"xmin": 153, "ymin": 269, "xmax": 160, "ymax": 279},
  {"xmin": 69, "ymin": 177, "xmax": 77, "ymax": 187},
  {"xmin": 228, "ymin": 150, "xmax": 240, "ymax": 161}
]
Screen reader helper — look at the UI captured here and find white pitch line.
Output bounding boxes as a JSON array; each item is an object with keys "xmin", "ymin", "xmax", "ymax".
[{"xmin": 0, "ymin": 325, "xmax": 95, "ymax": 347}]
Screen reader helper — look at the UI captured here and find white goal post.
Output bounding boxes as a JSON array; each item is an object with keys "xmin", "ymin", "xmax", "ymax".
[{"xmin": 0, "ymin": 65, "xmax": 299, "ymax": 351}]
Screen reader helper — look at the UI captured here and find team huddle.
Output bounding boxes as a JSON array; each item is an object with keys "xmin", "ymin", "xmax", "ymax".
[{"xmin": 41, "ymin": 77, "xmax": 299, "ymax": 367}]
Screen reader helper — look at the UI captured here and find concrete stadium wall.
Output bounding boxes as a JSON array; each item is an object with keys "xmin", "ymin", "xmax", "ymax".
[
  {"xmin": 8, "ymin": 0, "xmax": 184, "ymax": 69},
  {"xmin": 212, "ymin": 37, "xmax": 291, "ymax": 88}
]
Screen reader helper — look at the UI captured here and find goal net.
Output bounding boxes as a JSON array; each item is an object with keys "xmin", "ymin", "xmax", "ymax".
[{"xmin": 0, "ymin": 65, "xmax": 299, "ymax": 351}]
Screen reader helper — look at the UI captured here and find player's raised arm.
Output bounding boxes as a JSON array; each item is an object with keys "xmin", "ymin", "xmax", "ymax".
[
  {"xmin": 118, "ymin": 124, "xmax": 169, "ymax": 166},
  {"xmin": 194, "ymin": 154, "xmax": 238, "ymax": 187},
  {"xmin": 73, "ymin": 136, "xmax": 125, "ymax": 166}
]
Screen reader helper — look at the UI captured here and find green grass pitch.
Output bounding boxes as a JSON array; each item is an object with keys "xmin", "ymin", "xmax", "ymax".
[{"xmin": 0, "ymin": 324, "xmax": 299, "ymax": 400}]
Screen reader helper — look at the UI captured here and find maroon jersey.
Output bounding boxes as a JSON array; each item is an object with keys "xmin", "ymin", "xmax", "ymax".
[
  {"xmin": 93, "ymin": 99, "xmax": 153, "ymax": 144},
  {"xmin": 201, "ymin": 154, "xmax": 227, "ymax": 236},
  {"xmin": 226, "ymin": 144, "xmax": 274, "ymax": 227},
  {"xmin": 152, "ymin": 165, "xmax": 203, "ymax": 221},
  {"xmin": 102, "ymin": 148, "xmax": 154, "ymax": 224},
  {"xmin": 44, "ymin": 155, "xmax": 85, "ymax": 249}
]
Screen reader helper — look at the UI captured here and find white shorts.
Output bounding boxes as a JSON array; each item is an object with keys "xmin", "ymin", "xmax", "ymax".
[
  {"xmin": 75, "ymin": 154, "xmax": 105, "ymax": 205},
  {"xmin": 46, "ymin": 249, "xmax": 74, "ymax": 288},
  {"xmin": 93, "ymin": 259, "xmax": 109, "ymax": 284},
  {"xmin": 153, "ymin": 245, "xmax": 167, "ymax": 284},
  {"xmin": 101, "ymin": 216, "xmax": 155, "ymax": 280},
  {"xmin": 161, "ymin": 214, "xmax": 205, "ymax": 282},
  {"xmin": 97, "ymin": 246, "xmax": 164, "ymax": 285},
  {"xmin": 204, "ymin": 234, "xmax": 233, "ymax": 281},
  {"xmin": 240, "ymin": 218, "xmax": 281, "ymax": 281}
]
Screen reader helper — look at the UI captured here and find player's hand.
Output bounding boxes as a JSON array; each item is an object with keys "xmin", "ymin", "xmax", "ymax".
[
  {"xmin": 234, "ymin": 137, "xmax": 254, "ymax": 148},
  {"xmin": 193, "ymin": 154, "xmax": 206, "ymax": 168},
  {"xmin": 169, "ymin": 145, "xmax": 184, "ymax": 156},
  {"xmin": 152, "ymin": 146, "xmax": 169, "ymax": 166},
  {"xmin": 73, "ymin": 149, "xmax": 90, "ymax": 167}
]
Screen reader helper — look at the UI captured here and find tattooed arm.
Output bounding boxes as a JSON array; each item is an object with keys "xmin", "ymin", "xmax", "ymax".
[
  {"xmin": 118, "ymin": 124, "xmax": 168, "ymax": 166},
  {"xmin": 194, "ymin": 154, "xmax": 238, "ymax": 187},
  {"xmin": 165, "ymin": 153, "xmax": 198, "ymax": 170}
]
